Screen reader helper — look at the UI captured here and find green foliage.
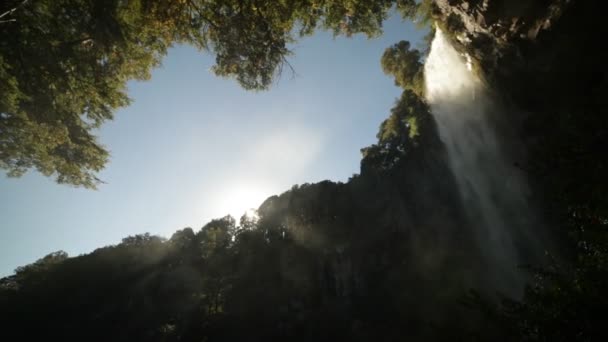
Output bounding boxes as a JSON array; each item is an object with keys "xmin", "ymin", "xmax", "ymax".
[
  {"xmin": 14, "ymin": 250, "xmax": 69, "ymax": 279},
  {"xmin": 360, "ymin": 89, "xmax": 432, "ymax": 172},
  {"xmin": 0, "ymin": 168, "xmax": 470, "ymax": 340},
  {"xmin": 0, "ymin": 0, "xmax": 170, "ymax": 188},
  {"xmin": 0, "ymin": 47, "xmax": 472, "ymax": 339},
  {"xmin": 380, "ymin": 40, "xmax": 424, "ymax": 95},
  {"xmin": 199, "ymin": 216, "xmax": 235, "ymax": 258},
  {"xmin": 6, "ymin": 1, "xmax": 608, "ymax": 340},
  {"xmin": 0, "ymin": 0, "xmax": 404, "ymax": 187},
  {"xmin": 396, "ymin": 0, "xmax": 418, "ymax": 19},
  {"xmin": 396, "ymin": 0, "xmax": 434, "ymax": 27}
]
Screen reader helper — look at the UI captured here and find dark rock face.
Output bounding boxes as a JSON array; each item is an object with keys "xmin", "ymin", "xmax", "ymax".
[
  {"xmin": 436, "ymin": 0, "xmax": 569, "ymax": 40},
  {"xmin": 433, "ymin": 0, "xmax": 608, "ymax": 268},
  {"xmin": 425, "ymin": 3, "xmax": 608, "ymax": 339},
  {"xmin": 431, "ymin": 0, "xmax": 607, "ymax": 152},
  {"xmin": 432, "ymin": 0, "xmax": 571, "ymax": 79}
]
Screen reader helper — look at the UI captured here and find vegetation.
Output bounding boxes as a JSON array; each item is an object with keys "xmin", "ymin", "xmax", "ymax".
[
  {"xmin": 2, "ymin": 0, "xmax": 608, "ymax": 341},
  {"xmin": 0, "ymin": 0, "xmax": 426, "ymax": 188},
  {"xmin": 381, "ymin": 40, "xmax": 424, "ymax": 95},
  {"xmin": 0, "ymin": 106, "xmax": 477, "ymax": 341},
  {"xmin": 486, "ymin": 1, "xmax": 608, "ymax": 340},
  {"xmin": 0, "ymin": 29, "xmax": 475, "ymax": 339}
]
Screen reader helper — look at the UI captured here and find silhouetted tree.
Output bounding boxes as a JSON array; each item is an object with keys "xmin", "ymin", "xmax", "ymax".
[
  {"xmin": 381, "ymin": 40, "xmax": 424, "ymax": 95},
  {"xmin": 0, "ymin": 0, "xmax": 407, "ymax": 187}
]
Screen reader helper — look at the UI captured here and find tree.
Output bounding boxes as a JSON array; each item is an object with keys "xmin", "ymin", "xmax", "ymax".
[
  {"xmin": 466, "ymin": 206, "xmax": 608, "ymax": 341},
  {"xmin": 381, "ymin": 40, "xmax": 424, "ymax": 95},
  {"xmin": 360, "ymin": 89, "xmax": 432, "ymax": 172},
  {"xmin": 0, "ymin": 0, "xmax": 401, "ymax": 188},
  {"xmin": 14, "ymin": 250, "xmax": 68, "ymax": 276},
  {"xmin": 0, "ymin": 0, "xmax": 176, "ymax": 188},
  {"xmin": 199, "ymin": 215, "xmax": 235, "ymax": 258}
]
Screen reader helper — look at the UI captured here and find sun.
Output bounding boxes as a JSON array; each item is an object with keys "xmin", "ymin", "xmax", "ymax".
[
  {"xmin": 242, "ymin": 208, "xmax": 260, "ymax": 221},
  {"xmin": 216, "ymin": 183, "xmax": 271, "ymax": 221}
]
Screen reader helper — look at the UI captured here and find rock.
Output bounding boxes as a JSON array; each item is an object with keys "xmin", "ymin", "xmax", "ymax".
[{"xmin": 432, "ymin": 0, "xmax": 571, "ymax": 82}]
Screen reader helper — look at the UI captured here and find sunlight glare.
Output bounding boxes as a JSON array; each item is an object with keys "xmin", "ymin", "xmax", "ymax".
[{"xmin": 215, "ymin": 183, "xmax": 271, "ymax": 221}]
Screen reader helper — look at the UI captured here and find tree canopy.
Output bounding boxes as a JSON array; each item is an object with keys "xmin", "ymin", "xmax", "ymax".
[
  {"xmin": 3, "ymin": 0, "xmax": 607, "ymax": 340},
  {"xmin": 0, "ymin": 31, "xmax": 473, "ymax": 340},
  {"xmin": 381, "ymin": 40, "xmax": 424, "ymax": 95},
  {"xmin": 0, "ymin": 0, "xmax": 426, "ymax": 187}
]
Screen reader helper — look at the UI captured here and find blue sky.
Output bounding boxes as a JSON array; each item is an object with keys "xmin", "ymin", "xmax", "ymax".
[{"xmin": 0, "ymin": 14, "xmax": 425, "ymax": 277}]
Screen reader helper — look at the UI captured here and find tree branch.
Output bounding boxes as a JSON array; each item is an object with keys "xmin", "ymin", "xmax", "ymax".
[
  {"xmin": 0, "ymin": 0, "xmax": 30, "ymax": 23},
  {"xmin": 186, "ymin": 0, "xmax": 220, "ymax": 30}
]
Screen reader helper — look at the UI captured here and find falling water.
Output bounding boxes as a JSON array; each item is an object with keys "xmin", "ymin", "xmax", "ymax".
[{"xmin": 424, "ymin": 29, "xmax": 535, "ymax": 295}]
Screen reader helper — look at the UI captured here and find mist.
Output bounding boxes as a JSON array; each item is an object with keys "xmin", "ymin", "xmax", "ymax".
[
  {"xmin": 2, "ymin": 1, "xmax": 605, "ymax": 341},
  {"xmin": 425, "ymin": 28, "xmax": 541, "ymax": 295}
]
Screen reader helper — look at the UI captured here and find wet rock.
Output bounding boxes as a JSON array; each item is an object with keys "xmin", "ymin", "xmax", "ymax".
[{"xmin": 432, "ymin": 0, "xmax": 571, "ymax": 79}]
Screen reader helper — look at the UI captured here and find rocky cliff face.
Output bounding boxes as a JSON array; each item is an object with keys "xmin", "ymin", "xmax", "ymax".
[
  {"xmin": 432, "ymin": 0, "xmax": 571, "ymax": 82},
  {"xmin": 431, "ymin": 0, "xmax": 608, "ymax": 261},
  {"xmin": 430, "ymin": 0, "xmax": 605, "ymax": 142}
]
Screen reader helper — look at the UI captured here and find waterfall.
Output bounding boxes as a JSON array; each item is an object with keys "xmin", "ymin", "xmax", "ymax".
[{"xmin": 424, "ymin": 29, "xmax": 535, "ymax": 295}]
